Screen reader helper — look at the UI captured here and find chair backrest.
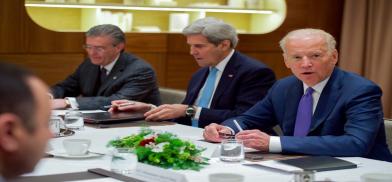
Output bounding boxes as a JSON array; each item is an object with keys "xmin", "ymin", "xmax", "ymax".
[
  {"xmin": 385, "ymin": 119, "xmax": 392, "ymax": 152},
  {"xmin": 159, "ymin": 87, "xmax": 186, "ymax": 104}
]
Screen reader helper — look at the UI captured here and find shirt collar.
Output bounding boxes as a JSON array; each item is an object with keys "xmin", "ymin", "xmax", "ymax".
[
  {"xmin": 213, "ymin": 49, "xmax": 235, "ymax": 72},
  {"xmin": 303, "ymin": 76, "xmax": 330, "ymax": 94},
  {"xmin": 101, "ymin": 54, "xmax": 120, "ymax": 74}
]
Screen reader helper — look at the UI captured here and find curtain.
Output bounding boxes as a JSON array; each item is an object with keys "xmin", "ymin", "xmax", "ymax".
[{"xmin": 340, "ymin": 0, "xmax": 392, "ymax": 118}]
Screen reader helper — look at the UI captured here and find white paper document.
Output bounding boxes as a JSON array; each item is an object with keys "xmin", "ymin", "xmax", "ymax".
[
  {"xmin": 243, "ymin": 160, "xmax": 303, "ymax": 173},
  {"xmin": 52, "ymin": 110, "xmax": 105, "ymax": 116}
]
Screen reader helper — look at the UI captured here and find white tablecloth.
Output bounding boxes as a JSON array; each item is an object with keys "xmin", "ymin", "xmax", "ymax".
[{"xmin": 27, "ymin": 124, "xmax": 392, "ymax": 182}]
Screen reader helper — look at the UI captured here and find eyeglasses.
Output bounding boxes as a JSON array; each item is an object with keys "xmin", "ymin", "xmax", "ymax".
[{"xmin": 83, "ymin": 44, "xmax": 115, "ymax": 52}]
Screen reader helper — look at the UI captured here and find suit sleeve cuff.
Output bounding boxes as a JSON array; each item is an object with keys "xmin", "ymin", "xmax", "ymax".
[{"xmin": 269, "ymin": 136, "xmax": 282, "ymax": 153}]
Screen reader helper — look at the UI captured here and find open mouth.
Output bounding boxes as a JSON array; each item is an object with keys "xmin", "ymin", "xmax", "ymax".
[{"xmin": 302, "ymin": 72, "xmax": 313, "ymax": 75}]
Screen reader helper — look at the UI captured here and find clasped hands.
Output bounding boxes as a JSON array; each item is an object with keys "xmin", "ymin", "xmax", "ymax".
[
  {"xmin": 109, "ymin": 100, "xmax": 187, "ymax": 121},
  {"xmin": 203, "ymin": 123, "xmax": 271, "ymax": 151}
]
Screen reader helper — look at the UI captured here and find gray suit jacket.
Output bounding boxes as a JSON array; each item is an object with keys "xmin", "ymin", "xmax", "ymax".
[{"xmin": 51, "ymin": 52, "xmax": 161, "ymax": 110}]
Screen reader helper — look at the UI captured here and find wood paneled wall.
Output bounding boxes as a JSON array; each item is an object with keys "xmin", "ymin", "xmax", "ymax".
[{"xmin": 0, "ymin": 0, "xmax": 344, "ymax": 90}]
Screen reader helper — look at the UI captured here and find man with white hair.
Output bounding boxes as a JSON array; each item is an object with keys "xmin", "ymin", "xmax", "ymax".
[
  {"xmin": 112, "ymin": 17, "xmax": 276, "ymax": 128},
  {"xmin": 203, "ymin": 28, "xmax": 392, "ymax": 162}
]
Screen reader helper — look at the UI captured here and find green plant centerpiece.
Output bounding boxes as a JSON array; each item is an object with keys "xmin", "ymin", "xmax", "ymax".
[{"xmin": 108, "ymin": 128, "xmax": 209, "ymax": 171}]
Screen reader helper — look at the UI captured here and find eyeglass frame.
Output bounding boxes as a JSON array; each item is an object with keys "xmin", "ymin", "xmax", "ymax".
[{"xmin": 82, "ymin": 44, "xmax": 117, "ymax": 53}]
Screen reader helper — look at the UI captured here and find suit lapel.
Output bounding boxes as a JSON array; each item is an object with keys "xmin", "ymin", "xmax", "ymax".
[
  {"xmin": 98, "ymin": 55, "xmax": 125, "ymax": 95},
  {"xmin": 210, "ymin": 52, "xmax": 237, "ymax": 107},
  {"xmin": 309, "ymin": 68, "xmax": 342, "ymax": 132},
  {"xmin": 283, "ymin": 78, "xmax": 303, "ymax": 135}
]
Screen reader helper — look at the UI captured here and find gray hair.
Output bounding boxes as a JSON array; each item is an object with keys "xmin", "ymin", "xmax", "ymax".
[
  {"xmin": 86, "ymin": 24, "xmax": 125, "ymax": 45},
  {"xmin": 279, "ymin": 28, "xmax": 336, "ymax": 54},
  {"xmin": 182, "ymin": 17, "xmax": 238, "ymax": 48}
]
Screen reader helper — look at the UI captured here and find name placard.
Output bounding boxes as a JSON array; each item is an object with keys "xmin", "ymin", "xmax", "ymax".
[{"xmin": 131, "ymin": 163, "xmax": 187, "ymax": 182}]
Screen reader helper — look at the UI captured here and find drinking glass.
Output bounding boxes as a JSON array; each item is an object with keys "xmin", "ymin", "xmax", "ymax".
[
  {"xmin": 49, "ymin": 115, "xmax": 62, "ymax": 136},
  {"xmin": 111, "ymin": 148, "xmax": 138, "ymax": 174},
  {"xmin": 220, "ymin": 139, "xmax": 244, "ymax": 162},
  {"xmin": 64, "ymin": 110, "xmax": 84, "ymax": 130}
]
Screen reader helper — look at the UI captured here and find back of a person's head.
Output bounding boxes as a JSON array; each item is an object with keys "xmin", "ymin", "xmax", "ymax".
[
  {"xmin": 182, "ymin": 17, "xmax": 238, "ymax": 48},
  {"xmin": 0, "ymin": 62, "xmax": 36, "ymax": 131},
  {"xmin": 86, "ymin": 24, "xmax": 125, "ymax": 45}
]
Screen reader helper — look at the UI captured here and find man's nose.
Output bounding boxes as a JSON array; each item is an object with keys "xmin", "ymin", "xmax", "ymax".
[{"xmin": 301, "ymin": 57, "xmax": 312, "ymax": 67}]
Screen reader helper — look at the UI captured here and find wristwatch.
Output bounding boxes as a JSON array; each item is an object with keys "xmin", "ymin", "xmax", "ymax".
[{"xmin": 185, "ymin": 105, "xmax": 196, "ymax": 118}]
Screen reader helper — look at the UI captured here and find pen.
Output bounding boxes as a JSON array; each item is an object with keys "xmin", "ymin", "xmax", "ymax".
[
  {"xmin": 233, "ymin": 119, "xmax": 243, "ymax": 132},
  {"xmin": 103, "ymin": 101, "xmax": 135, "ymax": 109}
]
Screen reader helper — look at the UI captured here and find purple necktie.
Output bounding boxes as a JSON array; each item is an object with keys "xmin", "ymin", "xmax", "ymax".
[{"xmin": 294, "ymin": 87, "xmax": 314, "ymax": 136}]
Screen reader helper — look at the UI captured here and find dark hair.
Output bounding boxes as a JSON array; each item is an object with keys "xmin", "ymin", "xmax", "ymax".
[
  {"xmin": 0, "ymin": 62, "xmax": 36, "ymax": 132},
  {"xmin": 86, "ymin": 24, "xmax": 125, "ymax": 45}
]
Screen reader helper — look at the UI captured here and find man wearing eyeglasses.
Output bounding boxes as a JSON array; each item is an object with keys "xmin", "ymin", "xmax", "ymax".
[{"xmin": 51, "ymin": 24, "xmax": 160, "ymax": 110}]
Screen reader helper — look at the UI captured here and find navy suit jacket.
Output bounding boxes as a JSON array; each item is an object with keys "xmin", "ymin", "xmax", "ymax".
[
  {"xmin": 224, "ymin": 68, "xmax": 392, "ymax": 162},
  {"xmin": 51, "ymin": 52, "xmax": 161, "ymax": 110},
  {"xmin": 174, "ymin": 51, "xmax": 276, "ymax": 128}
]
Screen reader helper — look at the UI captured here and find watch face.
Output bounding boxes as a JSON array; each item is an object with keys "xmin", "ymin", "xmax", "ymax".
[{"xmin": 186, "ymin": 106, "xmax": 195, "ymax": 116}]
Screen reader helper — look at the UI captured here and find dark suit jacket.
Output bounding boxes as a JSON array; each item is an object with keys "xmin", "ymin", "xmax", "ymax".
[
  {"xmin": 51, "ymin": 52, "xmax": 161, "ymax": 110},
  {"xmin": 174, "ymin": 51, "xmax": 276, "ymax": 128},
  {"xmin": 224, "ymin": 68, "xmax": 392, "ymax": 162}
]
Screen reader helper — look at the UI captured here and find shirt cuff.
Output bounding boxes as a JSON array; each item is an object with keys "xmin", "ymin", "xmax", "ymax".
[
  {"xmin": 66, "ymin": 97, "xmax": 79, "ymax": 110},
  {"xmin": 194, "ymin": 106, "xmax": 202, "ymax": 120},
  {"xmin": 149, "ymin": 104, "xmax": 157, "ymax": 110},
  {"xmin": 269, "ymin": 136, "xmax": 282, "ymax": 153}
]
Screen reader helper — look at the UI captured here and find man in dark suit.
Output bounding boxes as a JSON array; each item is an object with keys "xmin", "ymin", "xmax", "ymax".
[
  {"xmin": 204, "ymin": 28, "xmax": 392, "ymax": 162},
  {"xmin": 0, "ymin": 62, "xmax": 52, "ymax": 180},
  {"xmin": 111, "ymin": 18, "xmax": 275, "ymax": 128},
  {"xmin": 51, "ymin": 24, "xmax": 160, "ymax": 110}
]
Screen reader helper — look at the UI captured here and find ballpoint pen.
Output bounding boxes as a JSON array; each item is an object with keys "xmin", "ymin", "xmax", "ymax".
[{"xmin": 233, "ymin": 119, "xmax": 243, "ymax": 132}]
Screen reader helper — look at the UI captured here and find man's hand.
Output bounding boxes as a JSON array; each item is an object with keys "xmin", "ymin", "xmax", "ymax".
[
  {"xmin": 109, "ymin": 100, "xmax": 151, "ymax": 113},
  {"xmin": 203, "ymin": 123, "xmax": 232, "ymax": 143},
  {"xmin": 144, "ymin": 104, "xmax": 187, "ymax": 121},
  {"xmin": 235, "ymin": 130, "xmax": 270, "ymax": 151},
  {"xmin": 52, "ymin": 99, "xmax": 67, "ymax": 109}
]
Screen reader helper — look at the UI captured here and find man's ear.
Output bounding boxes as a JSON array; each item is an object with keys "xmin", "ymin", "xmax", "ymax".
[
  {"xmin": 283, "ymin": 53, "xmax": 291, "ymax": 69},
  {"xmin": 115, "ymin": 42, "xmax": 125, "ymax": 53},
  {"xmin": 0, "ymin": 113, "xmax": 22, "ymax": 152},
  {"xmin": 219, "ymin": 40, "xmax": 231, "ymax": 50}
]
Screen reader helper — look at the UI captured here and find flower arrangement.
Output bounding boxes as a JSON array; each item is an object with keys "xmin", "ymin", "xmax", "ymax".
[{"xmin": 108, "ymin": 128, "xmax": 209, "ymax": 171}]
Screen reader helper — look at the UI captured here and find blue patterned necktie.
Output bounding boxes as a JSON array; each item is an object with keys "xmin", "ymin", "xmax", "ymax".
[
  {"xmin": 192, "ymin": 67, "xmax": 218, "ymax": 127},
  {"xmin": 294, "ymin": 87, "xmax": 314, "ymax": 136}
]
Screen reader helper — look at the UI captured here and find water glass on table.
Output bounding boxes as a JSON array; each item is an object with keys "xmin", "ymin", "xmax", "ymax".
[
  {"xmin": 64, "ymin": 110, "xmax": 84, "ymax": 130},
  {"xmin": 220, "ymin": 139, "xmax": 244, "ymax": 162},
  {"xmin": 111, "ymin": 148, "xmax": 138, "ymax": 174},
  {"xmin": 49, "ymin": 115, "xmax": 62, "ymax": 136}
]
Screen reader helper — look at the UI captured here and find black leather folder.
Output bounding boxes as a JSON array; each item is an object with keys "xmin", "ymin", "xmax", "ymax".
[
  {"xmin": 278, "ymin": 156, "xmax": 357, "ymax": 172},
  {"xmin": 83, "ymin": 111, "xmax": 145, "ymax": 124}
]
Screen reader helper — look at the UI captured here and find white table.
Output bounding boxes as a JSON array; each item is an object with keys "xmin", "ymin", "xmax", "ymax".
[{"xmin": 27, "ymin": 124, "xmax": 392, "ymax": 182}]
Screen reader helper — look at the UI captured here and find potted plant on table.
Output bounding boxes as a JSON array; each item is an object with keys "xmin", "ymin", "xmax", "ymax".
[{"xmin": 108, "ymin": 128, "xmax": 209, "ymax": 171}]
